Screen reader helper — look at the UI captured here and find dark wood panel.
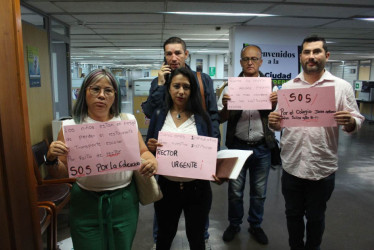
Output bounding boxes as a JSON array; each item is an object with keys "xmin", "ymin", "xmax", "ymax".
[{"xmin": 0, "ymin": 0, "xmax": 41, "ymax": 249}]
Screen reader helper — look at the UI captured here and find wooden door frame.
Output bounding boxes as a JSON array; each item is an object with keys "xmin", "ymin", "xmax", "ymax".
[{"xmin": 0, "ymin": 0, "xmax": 41, "ymax": 249}]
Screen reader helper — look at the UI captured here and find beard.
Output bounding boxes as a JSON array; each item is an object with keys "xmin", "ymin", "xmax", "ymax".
[{"xmin": 302, "ymin": 59, "xmax": 325, "ymax": 74}]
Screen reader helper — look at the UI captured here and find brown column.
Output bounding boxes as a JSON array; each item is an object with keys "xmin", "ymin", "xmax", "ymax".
[{"xmin": 0, "ymin": 0, "xmax": 41, "ymax": 249}]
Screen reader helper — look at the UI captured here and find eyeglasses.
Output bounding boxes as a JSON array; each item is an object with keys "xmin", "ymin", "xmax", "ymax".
[
  {"xmin": 88, "ymin": 86, "xmax": 116, "ymax": 97},
  {"xmin": 241, "ymin": 57, "xmax": 261, "ymax": 63}
]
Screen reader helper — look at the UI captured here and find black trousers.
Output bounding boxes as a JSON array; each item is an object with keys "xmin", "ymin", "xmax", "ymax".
[
  {"xmin": 282, "ymin": 170, "xmax": 335, "ymax": 250},
  {"xmin": 155, "ymin": 176, "xmax": 212, "ymax": 250}
]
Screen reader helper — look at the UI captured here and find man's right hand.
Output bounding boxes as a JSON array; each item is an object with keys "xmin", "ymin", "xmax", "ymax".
[
  {"xmin": 268, "ymin": 112, "xmax": 282, "ymax": 131},
  {"xmin": 158, "ymin": 63, "xmax": 172, "ymax": 86},
  {"xmin": 222, "ymin": 94, "xmax": 231, "ymax": 109}
]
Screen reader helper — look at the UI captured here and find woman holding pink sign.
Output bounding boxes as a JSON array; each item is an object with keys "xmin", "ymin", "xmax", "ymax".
[
  {"xmin": 45, "ymin": 68, "xmax": 158, "ymax": 250},
  {"xmin": 146, "ymin": 67, "xmax": 220, "ymax": 250}
]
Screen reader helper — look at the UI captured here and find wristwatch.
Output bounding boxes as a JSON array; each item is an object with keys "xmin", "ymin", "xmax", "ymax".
[{"xmin": 44, "ymin": 155, "xmax": 58, "ymax": 166}]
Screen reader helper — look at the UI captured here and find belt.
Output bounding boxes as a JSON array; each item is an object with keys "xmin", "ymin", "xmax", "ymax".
[
  {"xmin": 160, "ymin": 176, "xmax": 207, "ymax": 190},
  {"xmin": 236, "ymin": 137, "xmax": 265, "ymax": 147}
]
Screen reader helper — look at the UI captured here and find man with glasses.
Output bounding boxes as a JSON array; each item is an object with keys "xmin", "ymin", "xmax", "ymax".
[{"xmin": 218, "ymin": 45, "xmax": 277, "ymax": 244}]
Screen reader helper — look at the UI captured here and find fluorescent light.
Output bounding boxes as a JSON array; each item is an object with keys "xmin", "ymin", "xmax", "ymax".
[
  {"xmin": 355, "ymin": 17, "xmax": 374, "ymax": 22},
  {"xmin": 119, "ymin": 48, "xmax": 162, "ymax": 51},
  {"xmin": 182, "ymin": 38, "xmax": 229, "ymax": 41},
  {"xmin": 122, "ymin": 64, "xmax": 154, "ymax": 67},
  {"xmin": 162, "ymin": 12, "xmax": 275, "ymax": 17},
  {"xmin": 71, "ymin": 55, "xmax": 95, "ymax": 58},
  {"xmin": 194, "ymin": 50, "xmax": 229, "ymax": 54}
]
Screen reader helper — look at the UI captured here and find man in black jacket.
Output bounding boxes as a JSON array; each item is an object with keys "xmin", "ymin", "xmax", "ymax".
[
  {"xmin": 141, "ymin": 37, "xmax": 220, "ymax": 140},
  {"xmin": 219, "ymin": 45, "xmax": 277, "ymax": 245}
]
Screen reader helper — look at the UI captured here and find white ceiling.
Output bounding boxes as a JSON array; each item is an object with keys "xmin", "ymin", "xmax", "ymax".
[{"xmin": 21, "ymin": 0, "xmax": 374, "ymax": 69}]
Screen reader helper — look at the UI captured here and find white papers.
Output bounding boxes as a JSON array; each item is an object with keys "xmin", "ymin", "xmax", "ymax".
[{"xmin": 217, "ymin": 149, "xmax": 253, "ymax": 179}]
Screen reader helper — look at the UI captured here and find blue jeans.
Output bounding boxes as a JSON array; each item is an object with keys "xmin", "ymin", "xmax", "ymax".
[
  {"xmin": 228, "ymin": 140, "xmax": 271, "ymax": 228},
  {"xmin": 282, "ymin": 170, "xmax": 335, "ymax": 250}
]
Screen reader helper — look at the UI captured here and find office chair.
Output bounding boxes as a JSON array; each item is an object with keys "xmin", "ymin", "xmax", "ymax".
[
  {"xmin": 37, "ymin": 201, "xmax": 56, "ymax": 250},
  {"xmin": 32, "ymin": 139, "xmax": 75, "ymax": 248}
]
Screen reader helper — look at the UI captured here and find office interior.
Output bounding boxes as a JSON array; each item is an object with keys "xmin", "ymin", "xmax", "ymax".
[{"xmin": 1, "ymin": 0, "xmax": 374, "ymax": 249}]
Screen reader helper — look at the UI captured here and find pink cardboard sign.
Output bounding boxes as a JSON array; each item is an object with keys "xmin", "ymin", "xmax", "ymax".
[
  {"xmin": 278, "ymin": 86, "xmax": 337, "ymax": 127},
  {"xmin": 63, "ymin": 120, "xmax": 141, "ymax": 178},
  {"xmin": 228, "ymin": 77, "xmax": 272, "ymax": 110},
  {"xmin": 156, "ymin": 131, "xmax": 218, "ymax": 181}
]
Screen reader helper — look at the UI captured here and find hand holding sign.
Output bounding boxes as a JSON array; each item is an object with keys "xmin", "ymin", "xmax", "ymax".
[
  {"xmin": 228, "ymin": 77, "xmax": 272, "ymax": 110},
  {"xmin": 156, "ymin": 131, "xmax": 218, "ymax": 180},
  {"xmin": 278, "ymin": 86, "xmax": 336, "ymax": 127}
]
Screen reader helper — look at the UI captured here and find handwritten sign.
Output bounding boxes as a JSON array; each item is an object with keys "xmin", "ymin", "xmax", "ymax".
[
  {"xmin": 228, "ymin": 77, "xmax": 272, "ymax": 110},
  {"xmin": 63, "ymin": 120, "xmax": 141, "ymax": 178},
  {"xmin": 278, "ymin": 86, "xmax": 336, "ymax": 127},
  {"xmin": 156, "ymin": 131, "xmax": 218, "ymax": 180}
]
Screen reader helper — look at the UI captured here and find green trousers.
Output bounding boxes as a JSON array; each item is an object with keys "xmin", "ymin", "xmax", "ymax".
[{"xmin": 70, "ymin": 181, "xmax": 139, "ymax": 250}]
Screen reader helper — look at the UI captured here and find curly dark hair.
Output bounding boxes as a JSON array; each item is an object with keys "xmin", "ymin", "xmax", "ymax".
[{"xmin": 164, "ymin": 67, "xmax": 212, "ymax": 136}]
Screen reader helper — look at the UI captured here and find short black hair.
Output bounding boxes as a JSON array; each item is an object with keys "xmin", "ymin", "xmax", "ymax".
[
  {"xmin": 241, "ymin": 44, "xmax": 263, "ymax": 58},
  {"xmin": 302, "ymin": 35, "xmax": 328, "ymax": 53},
  {"xmin": 163, "ymin": 37, "xmax": 187, "ymax": 52}
]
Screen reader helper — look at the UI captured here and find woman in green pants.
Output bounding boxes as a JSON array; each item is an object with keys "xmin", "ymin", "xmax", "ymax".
[{"xmin": 46, "ymin": 69, "xmax": 158, "ymax": 250}]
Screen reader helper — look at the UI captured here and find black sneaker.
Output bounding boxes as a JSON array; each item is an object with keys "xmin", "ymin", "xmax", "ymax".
[
  {"xmin": 222, "ymin": 225, "xmax": 240, "ymax": 242},
  {"xmin": 248, "ymin": 227, "xmax": 268, "ymax": 244}
]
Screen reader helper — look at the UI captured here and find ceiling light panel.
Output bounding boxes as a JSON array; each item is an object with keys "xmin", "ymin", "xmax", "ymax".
[
  {"xmin": 269, "ymin": 5, "xmax": 370, "ymax": 18},
  {"xmin": 167, "ymin": 2, "xmax": 271, "ymax": 13},
  {"xmin": 55, "ymin": 2, "xmax": 164, "ymax": 13}
]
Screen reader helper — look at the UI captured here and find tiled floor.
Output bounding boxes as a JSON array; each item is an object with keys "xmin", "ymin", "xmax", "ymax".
[{"xmin": 55, "ymin": 90, "xmax": 374, "ymax": 250}]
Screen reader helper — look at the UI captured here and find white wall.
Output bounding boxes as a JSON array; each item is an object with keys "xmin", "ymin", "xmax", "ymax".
[
  {"xmin": 190, "ymin": 54, "xmax": 209, "ymax": 74},
  {"xmin": 207, "ymin": 54, "xmax": 225, "ymax": 79},
  {"xmin": 371, "ymin": 60, "xmax": 374, "ymax": 80}
]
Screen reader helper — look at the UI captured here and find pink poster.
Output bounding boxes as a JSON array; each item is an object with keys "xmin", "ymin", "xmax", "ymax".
[
  {"xmin": 228, "ymin": 77, "xmax": 272, "ymax": 110},
  {"xmin": 63, "ymin": 120, "xmax": 141, "ymax": 178},
  {"xmin": 156, "ymin": 131, "xmax": 218, "ymax": 180},
  {"xmin": 278, "ymin": 86, "xmax": 337, "ymax": 127}
]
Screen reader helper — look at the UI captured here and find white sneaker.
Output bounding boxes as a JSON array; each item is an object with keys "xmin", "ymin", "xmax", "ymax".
[
  {"xmin": 205, "ymin": 239, "xmax": 211, "ymax": 250},
  {"xmin": 151, "ymin": 243, "xmax": 156, "ymax": 250}
]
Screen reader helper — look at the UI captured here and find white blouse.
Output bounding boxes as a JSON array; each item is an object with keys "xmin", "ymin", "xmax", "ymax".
[{"xmin": 160, "ymin": 111, "xmax": 198, "ymax": 182}]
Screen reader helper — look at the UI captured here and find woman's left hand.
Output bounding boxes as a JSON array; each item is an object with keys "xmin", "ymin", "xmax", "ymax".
[{"xmin": 139, "ymin": 158, "xmax": 158, "ymax": 177}]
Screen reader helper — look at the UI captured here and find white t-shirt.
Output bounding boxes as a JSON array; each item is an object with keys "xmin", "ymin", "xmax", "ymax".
[{"xmin": 63, "ymin": 114, "xmax": 137, "ymax": 191}]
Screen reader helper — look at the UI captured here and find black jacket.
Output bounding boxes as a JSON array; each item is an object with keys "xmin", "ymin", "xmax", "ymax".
[
  {"xmin": 141, "ymin": 65, "xmax": 220, "ymax": 142},
  {"xmin": 225, "ymin": 71, "xmax": 276, "ymax": 150}
]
